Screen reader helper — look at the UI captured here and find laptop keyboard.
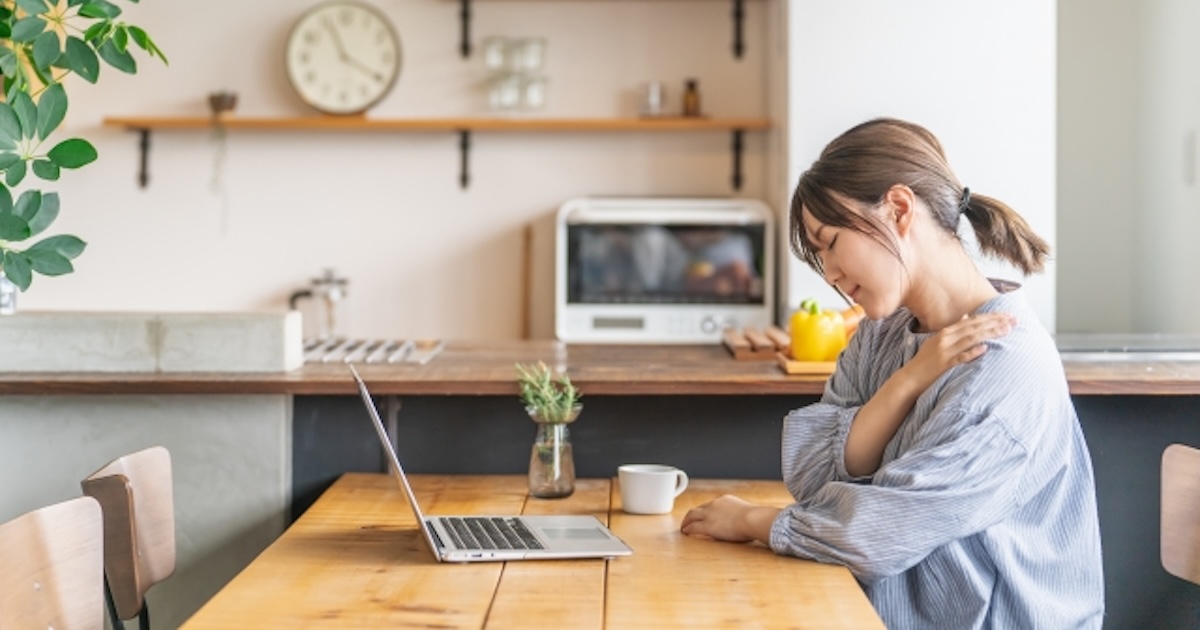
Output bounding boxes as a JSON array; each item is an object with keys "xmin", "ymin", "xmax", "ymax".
[{"xmin": 441, "ymin": 517, "xmax": 545, "ymax": 551}]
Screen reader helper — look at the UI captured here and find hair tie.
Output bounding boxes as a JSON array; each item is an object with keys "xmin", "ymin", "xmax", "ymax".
[{"xmin": 958, "ymin": 187, "xmax": 972, "ymax": 215}]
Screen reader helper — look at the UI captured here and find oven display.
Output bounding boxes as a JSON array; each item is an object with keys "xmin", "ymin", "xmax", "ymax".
[{"xmin": 566, "ymin": 224, "xmax": 766, "ymax": 305}]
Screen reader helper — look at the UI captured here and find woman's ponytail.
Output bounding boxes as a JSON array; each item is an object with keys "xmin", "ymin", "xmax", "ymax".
[{"xmin": 960, "ymin": 192, "xmax": 1049, "ymax": 275}]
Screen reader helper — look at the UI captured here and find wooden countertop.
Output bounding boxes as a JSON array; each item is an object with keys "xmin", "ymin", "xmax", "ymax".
[{"xmin": 1, "ymin": 339, "xmax": 1199, "ymax": 396}]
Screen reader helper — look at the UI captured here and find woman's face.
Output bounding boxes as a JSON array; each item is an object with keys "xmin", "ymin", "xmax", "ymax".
[{"xmin": 801, "ymin": 202, "xmax": 907, "ymax": 320}]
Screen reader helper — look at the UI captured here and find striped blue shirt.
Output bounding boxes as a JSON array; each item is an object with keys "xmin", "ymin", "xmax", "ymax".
[{"xmin": 769, "ymin": 287, "xmax": 1105, "ymax": 629}]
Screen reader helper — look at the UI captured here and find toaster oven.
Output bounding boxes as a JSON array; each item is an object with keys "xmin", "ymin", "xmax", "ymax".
[{"xmin": 555, "ymin": 197, "xmax": 775, "ymax": 343}]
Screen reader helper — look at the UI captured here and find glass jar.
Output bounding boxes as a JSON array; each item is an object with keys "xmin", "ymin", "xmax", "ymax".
[
  {"xmin": 0, "ymin": 270, "xmax": 16, "ymax": 315},
  {"xmin": 527, "ymin": 404, "xmax": 580, "ymax": 498}
]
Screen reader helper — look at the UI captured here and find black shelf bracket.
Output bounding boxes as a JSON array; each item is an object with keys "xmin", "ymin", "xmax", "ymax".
[
  {"xmin": 137, "ymin": 128, "xmax": 151, "ymax": 188},
  {"xmin": 731, "ymin": 128, "xmax": 744, "ymax": 190},
  {"xmin": 732, "ymin": 0, "xmax": 745, "ymax": 59},
  {"xmin": 458, "ymin": 130, "xmax": 471, "ymax": 189},
  {"xmin": 459, "ymin": 0, "xmax": 472, "ymax": 58}
]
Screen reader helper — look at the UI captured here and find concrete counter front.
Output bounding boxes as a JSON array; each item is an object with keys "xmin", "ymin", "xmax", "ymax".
[{"xmin": 3, "ymin": 340, "xmax": 1200, "ymax": 627}]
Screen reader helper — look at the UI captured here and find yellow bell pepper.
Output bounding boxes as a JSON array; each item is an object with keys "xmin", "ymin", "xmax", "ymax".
[{"xmin": 790, "ymin": 298, "xmax": 847, "ymax": 361}]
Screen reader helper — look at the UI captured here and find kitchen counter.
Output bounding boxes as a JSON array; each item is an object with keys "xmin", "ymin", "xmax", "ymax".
[{"xmin": 1, "ymin": 339, "xmax": 1200, "ymax": 395}]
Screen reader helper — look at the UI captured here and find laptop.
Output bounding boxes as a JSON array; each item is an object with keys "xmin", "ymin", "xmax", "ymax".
[{"xmin": 349, "ymin": 365, "xmax": 633, "ymax": 563}]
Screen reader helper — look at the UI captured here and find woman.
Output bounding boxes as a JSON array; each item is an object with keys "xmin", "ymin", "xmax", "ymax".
[{"xmin": 681, "ymin": 118, "xmax": 1104, "ymax": 629}]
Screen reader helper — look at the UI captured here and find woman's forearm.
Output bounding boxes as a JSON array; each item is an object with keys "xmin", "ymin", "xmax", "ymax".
[{"xmin": 844, "ymin": 367, "xmax": 926, "ymax": 477}]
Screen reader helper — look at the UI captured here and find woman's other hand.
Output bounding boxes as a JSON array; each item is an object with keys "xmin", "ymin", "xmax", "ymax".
[
  {"xmin": 905, "ymin": 312, "xmax": 1015, "ymax": 388},
  {"xmin": 681, "ymin": 495, "xmax": 780, "ymax": 543}
]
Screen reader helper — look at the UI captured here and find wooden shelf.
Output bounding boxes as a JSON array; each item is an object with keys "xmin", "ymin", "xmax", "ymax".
[
  {"xmin": 103, "ymin": 115, "xmax": 770, "ymax": 190},
  {"xmin": 102, "ymin": 116, "xmax": 770, "ymax": 132}
]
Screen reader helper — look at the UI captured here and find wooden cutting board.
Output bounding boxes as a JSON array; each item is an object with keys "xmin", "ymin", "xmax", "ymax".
[
  {"xmin": 775, "ymin": 352, "xmax": 836, "ymax": 376},
  {"xmin": 722, "ymin": 326, "xmax": 790, "ymax": 360}
]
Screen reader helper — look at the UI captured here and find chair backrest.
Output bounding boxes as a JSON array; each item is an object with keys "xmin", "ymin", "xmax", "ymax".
[
  {"xmin": 81, "ymin": 445, "xmax": 176, "ymax": 621},
  {"xmin": 0, "ymin": 496, "xmax": 104, "ymax": 630},
  {"xmin": 1162, "ymin": 443, "xmax": 1200, "ymax": 585}
]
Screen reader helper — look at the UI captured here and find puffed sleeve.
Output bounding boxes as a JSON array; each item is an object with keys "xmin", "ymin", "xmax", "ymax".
[
  {"xmin": 769, "ymin": 406, "xmax": 1029, "ymax": 584},
  {"xmin": 780, "ymin": 322, "xmax": 874, "ymax": 501}
]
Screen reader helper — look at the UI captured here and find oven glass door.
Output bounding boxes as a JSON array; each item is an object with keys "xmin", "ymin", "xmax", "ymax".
[{"xmin": 566, "ymin": 223, "xmax": 767, "ymax": 305}]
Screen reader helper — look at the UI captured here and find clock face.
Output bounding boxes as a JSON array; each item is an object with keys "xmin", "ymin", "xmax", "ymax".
[{"xmin": 285, "ymin": 1, "xmax": 401, "ymax": 115}]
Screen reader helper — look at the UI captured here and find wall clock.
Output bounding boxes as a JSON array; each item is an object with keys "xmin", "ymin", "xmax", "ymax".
[{"xmin": 285, "ymin": 1, "xmax": 402, "ymax": 115}]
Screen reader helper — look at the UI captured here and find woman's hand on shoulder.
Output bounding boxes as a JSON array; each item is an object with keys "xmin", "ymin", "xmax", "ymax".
[
  {"xmin": 681, "ymin": 495, "xmax": 780, "ymax": 543},
  {"xmin": 906, "ymin": 312, "xmax": 1016, "ymax": 388}
]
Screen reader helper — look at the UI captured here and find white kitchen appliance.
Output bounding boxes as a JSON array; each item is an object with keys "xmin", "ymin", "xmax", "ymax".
[{"xmin": 555, "ymin": 197, "xmax": 774, "ymax": 343}]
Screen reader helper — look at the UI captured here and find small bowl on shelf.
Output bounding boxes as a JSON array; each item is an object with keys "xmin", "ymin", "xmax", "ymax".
[{"xmin": 208, "ymin": 91, "xmax": 239, "ymax": 118}]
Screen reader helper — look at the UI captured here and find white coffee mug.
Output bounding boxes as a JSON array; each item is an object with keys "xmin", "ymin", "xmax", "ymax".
[{"xmin": 618, "ymin": 464, "xmax": 689, "ymax": 515}]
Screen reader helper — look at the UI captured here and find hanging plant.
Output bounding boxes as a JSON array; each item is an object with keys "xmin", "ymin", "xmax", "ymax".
[{"xmin": 0, "ymin": 0, "xmax": 166, "ymax": 292}]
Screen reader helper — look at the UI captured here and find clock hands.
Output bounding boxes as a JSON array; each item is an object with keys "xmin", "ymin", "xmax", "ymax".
[{"xmin": 322, "ymin": 18, "xmax": 385, "ymax": 83}]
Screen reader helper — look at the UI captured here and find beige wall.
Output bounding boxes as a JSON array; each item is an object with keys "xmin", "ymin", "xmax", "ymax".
[
  {"xmin": 24, "ymin": 0, "xmax": 1188, "ymax": 337},
  {"xmin": 20, "ymin": 0, "xmax": 770, "ymax": 340}
]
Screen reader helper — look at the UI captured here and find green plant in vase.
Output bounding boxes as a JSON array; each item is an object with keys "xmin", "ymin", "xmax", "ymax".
[
  {"xmin": 0, "ymin": 0, "xmax": 166, "ymax": 301},
  {"xmin": 516, "ymin": 361, "xmax": 581, "ymax": 498}
]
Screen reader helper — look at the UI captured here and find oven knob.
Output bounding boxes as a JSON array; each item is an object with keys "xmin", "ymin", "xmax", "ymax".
[{"xmin": 700, "ymin": 316, "xmax": 720, "ymax": 334}]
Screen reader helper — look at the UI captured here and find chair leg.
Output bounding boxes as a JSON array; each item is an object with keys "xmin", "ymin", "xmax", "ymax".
[
  {"xmin": 138, "ymin": 603, "xmax": 150, "ymax": 630},
  {"xmin": 103, "ymin": 577, "xmax": 122, "ymax": 629}
]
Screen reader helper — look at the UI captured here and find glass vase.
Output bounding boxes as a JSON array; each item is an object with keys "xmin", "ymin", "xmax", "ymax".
[
  {"xmin": 527, "ymin": 405, "xmax": 580, "ymax": 499},
  {"xmin": 0, "ymin": 269, "xmax": 16, "ymax": 316}
]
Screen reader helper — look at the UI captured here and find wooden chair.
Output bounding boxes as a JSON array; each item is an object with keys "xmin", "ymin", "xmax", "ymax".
[
  {"xmin": 1162, "ymin": 443, "xmax": 1200, "ymax": 584},
  {"xmin": 82, "ymin": 446, "xmax": 176, "ymax": 630},
  {"xmin": 0, "ymin": 496, "xmax": 105, "ymax": 630}
]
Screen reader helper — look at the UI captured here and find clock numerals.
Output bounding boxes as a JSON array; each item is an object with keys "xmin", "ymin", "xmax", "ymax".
[{"xmin": 287, "ymin": 2, "xmax": 402, "ymax": 115}]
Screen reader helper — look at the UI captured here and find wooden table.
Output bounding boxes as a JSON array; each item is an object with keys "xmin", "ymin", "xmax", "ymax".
[{"xmin": 182, "ymin": 473, "xmax": 883, "ymax": 629}]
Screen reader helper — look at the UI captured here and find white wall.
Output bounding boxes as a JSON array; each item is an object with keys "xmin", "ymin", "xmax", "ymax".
[
  {"xmin": 1132, "ymin": 0, "xmax": 1200, "ymax": 333},
  {"xmin": 19, "ymin": 0, "xmax": 770, "ymax": 340},
  {"xmin": 1058, "ymin": 0, "xmax": 1200, "ymax": 334},
  {"xmin": 783, "ymin": 1, "xmax": 1058, "ymax": 330},
  {"xmin": 1057, "ymin": 0, "xmax": 1141, "ymax": 333}
]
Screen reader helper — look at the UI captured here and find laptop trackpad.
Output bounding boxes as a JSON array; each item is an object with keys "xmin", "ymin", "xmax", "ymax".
[{"xmin": 540, "ymin": 527, "xmax": 610, "ymax": 540}]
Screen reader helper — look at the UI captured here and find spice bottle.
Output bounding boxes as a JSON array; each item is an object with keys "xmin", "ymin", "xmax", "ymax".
[{"xmin": 682, "ymin": 79, "xmax": 701, "ymax": 117}]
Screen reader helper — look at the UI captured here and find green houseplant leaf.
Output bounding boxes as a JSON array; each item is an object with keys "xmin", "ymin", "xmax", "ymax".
[
  {"xmin": 25, "ymin": 191, "xmax": 57, "ymax": 236},
  {"xmin": 28, "ymin": 234, "xmax": 85, "ymax": 259},
  {"xmin": 47, "ymin": 138, "xmax": 97, "ymax": 169},
  {"xmin": 2, "ymin": 250, "xmax": 33, "ymax": 290},
  {"xmin": 0, "ymin": 184, "xmax": 12, "ymax": 214},
  {"xmin": 79, "ymin": 0, "xmax": 122, "ymax": 20},
  {"xmin": 10, "ymin": 91, "xmax": 37, "ymax": 140},
  {"xmin": 13, "ymin": 190, "xmax": 40, "ymax": 220},
  {"xmin": 23, "ymin": 247, "xmax": 72, "ymax": 275},
  {"xmin": 5, "ymin": 160, "xmax": 26, "ymax": 187},
  {"xmin": 32, "ymin": 30, "xmax": 59, "ymax": 70},
  {"xmin": 35, "ymin": 83, "xmax": 67, "ymax": 140},
  {"xmin": 11, "ymin": 16, "xmax": 46, "ymax": 43},
  {"xmin": 0, "ymin": 47, "xmax": 15, "ymax": 77},
  {"xmin": 65, "ymin": 36, "xmax": 100, "ymax": 83},
  {"xmin": 0, "ymin": 103, "xmax": 21, "ymax": 146},
  {"xmin": 15, "ymin": 0, "xmax": 50, "ymax": 15},
  {"xmin": 0, "ymin": 214, "xmax": 30, "ymax": 241},
  {"xmin": 97, "ymin": 39, "xmax": 136, "ymax": 73},
  {"xmin": 31, "ymin": 159, "xmax": 59, "ymax": 181}
]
